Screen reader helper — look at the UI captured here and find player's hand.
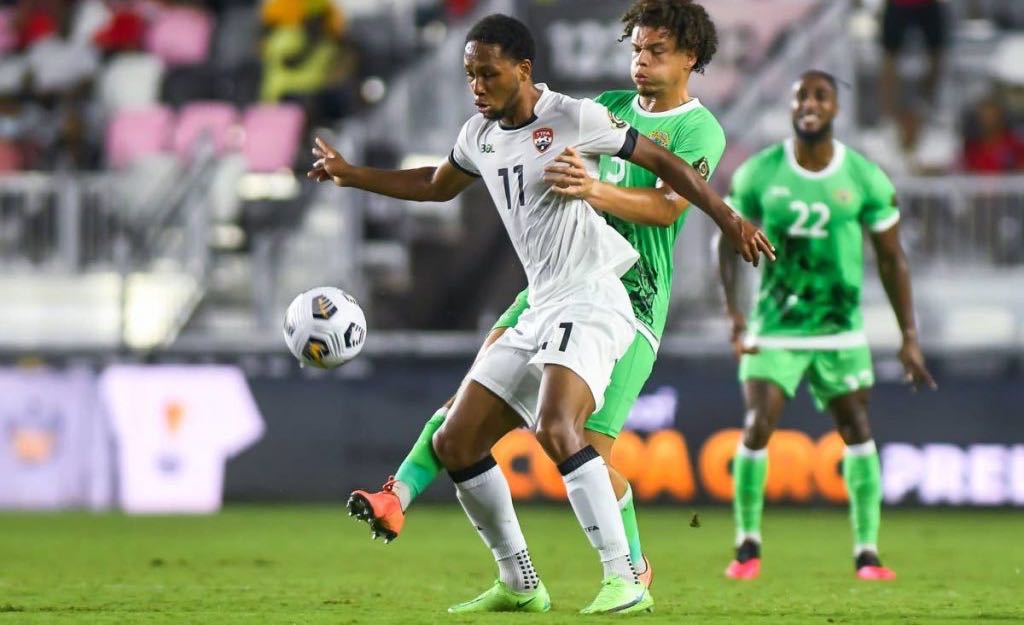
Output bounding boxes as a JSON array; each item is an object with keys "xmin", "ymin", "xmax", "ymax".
[
  {"xmin": 899, "ymin": 336, "xmax": 937, "ymax": 392},
  {"xmin": 729, "ymin": 312, "xmax": 759, "ymax": 359},
  {"xmin": 725, "ymin": 213, "xmax": 775, "ymax": 267},
  {"xmin": 307, "ymin": 136, "xmax": 351, "ymax": 186},
  {"xmin": 543, "ymin": 147, "xmax": 594, "ymax": 199}
]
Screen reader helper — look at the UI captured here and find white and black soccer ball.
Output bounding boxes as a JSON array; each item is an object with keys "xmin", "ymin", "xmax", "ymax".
[{"xmin": 283, "ymin": 287, "xmax": 367, "ymax": 369}]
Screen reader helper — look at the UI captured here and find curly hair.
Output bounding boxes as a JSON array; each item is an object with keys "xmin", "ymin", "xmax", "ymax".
[
  {"xmin": 620, "ymin": 0, "xmax": 718, "ymax": 74},
  {"xmin": 466, "ymin": 14, "xmax": 535, "ymax": 63}
]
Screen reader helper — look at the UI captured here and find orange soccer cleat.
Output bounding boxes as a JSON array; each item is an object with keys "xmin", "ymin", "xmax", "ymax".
[
  {"xmin": 637, "ymin": 555, "xmax": 654, "ymax": 588},
  {"xmin": 347, "ymin": 476, "xmax": 405, "ymax": 543}
]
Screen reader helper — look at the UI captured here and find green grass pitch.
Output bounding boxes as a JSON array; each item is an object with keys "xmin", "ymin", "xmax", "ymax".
[{"xmin": 0, "ymin": 506, "xmax": 1021, "ymax": 624}]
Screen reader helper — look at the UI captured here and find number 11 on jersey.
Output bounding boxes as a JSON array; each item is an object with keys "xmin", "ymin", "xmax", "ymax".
[{"xmin": 498, "ymin": 164, "xmax": 524, "ymax": 210}]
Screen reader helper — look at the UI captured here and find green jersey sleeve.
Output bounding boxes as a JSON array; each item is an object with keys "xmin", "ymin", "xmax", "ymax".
[
  {"xmin": 492, "ymin": 288, "xmax": 530, "ymax": 330},
  {"xmin": 671, "ymin": 111, "xmax": 725, "ymax": 180},
  {"xmin": 726, "ymin": 158, "xmax": 762, "ymax": 221},
  {"xmin": 859, "ymin": 161, "xmax": 900, "ymax": 233}
]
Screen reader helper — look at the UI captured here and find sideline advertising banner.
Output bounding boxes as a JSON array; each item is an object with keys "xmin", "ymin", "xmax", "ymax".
[{"xmin": 229, "ymin": 355, "xmax": 1024, "ymax": 507}]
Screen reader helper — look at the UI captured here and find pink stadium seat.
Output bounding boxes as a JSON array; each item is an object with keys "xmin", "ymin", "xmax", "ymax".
[
  {"xmin": 106, "ymin": 106, "xmax": 174, "ymax": 169},
  {"xmin": 144, "ymin": 6, "xmax": 214, "ymax": 66},
  {"xmin": 0, "ymin": 8, "xmax": 15, "ymax": 53},
  {"xmin": 172, "ymin": 101, "xmax": 239, "ymax": 160},
  {"xmin": 241, "ymin": 104, "xmax": 305, "ymax": 172}
]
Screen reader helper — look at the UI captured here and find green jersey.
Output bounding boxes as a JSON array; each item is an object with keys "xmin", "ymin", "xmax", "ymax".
[
  {"xmin": 727, "ymin": 139, "xmax": 900, "ymax": 348},
  {"xmin": 594, "ymin": 90, "xmax": 726, "ymax": 350}
]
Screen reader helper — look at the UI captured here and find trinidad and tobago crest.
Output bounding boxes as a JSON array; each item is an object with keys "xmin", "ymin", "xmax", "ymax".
[{"xmin": 533, "ymin": 127, "xmax": 554, "ymax": 153}]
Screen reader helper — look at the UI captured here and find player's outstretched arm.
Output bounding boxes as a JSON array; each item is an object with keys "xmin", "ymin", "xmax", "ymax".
[
  {"xmin": 627, "ymin": 135, "xmax": 775, "ymax": 266},
  {"xmin": 308, "ymin": 137, "xmax": 476, "ymax": 202},
  {"xmin": 543, "ymin": 147, "xmax": 685, "ymax": 227},
  {"xmin": 870, "ymin": 223, "xmax": 937, "ymax": 391}
]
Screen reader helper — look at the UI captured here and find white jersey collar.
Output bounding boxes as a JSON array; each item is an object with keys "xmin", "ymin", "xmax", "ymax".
[{"xmin": 784, "ymin": 138, "xmax": 846, "ymax": 179}]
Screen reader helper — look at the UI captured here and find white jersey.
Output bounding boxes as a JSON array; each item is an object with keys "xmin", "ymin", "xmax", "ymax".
[{"xmin": 450, "ymin": 84, "xmax": 640, "ymax": 305}]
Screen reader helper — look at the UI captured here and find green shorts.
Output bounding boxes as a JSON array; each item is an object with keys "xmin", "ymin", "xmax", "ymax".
[
  {"xmin": 739, "ymin": 345, "xmax": 874, "ymax": 411},
  {"xmin": 493, "ymin": 289, "xmax": 656, "ymax": 438}
]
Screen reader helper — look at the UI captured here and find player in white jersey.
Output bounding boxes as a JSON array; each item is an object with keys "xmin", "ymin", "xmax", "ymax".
[{"xmin": 308, "ymin": 14, "xmax": 773, "ymax": 614}]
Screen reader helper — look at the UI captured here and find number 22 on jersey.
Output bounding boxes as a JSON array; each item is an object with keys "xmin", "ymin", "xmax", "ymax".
[{"xmin": 787, "ymin": 200, "xmax": 830, "ymax": 239}]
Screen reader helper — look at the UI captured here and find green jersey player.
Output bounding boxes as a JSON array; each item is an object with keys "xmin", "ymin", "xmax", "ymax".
[
  {"xmin": 719, "ymin": 70, "xmax": 936, "ymax": 582},
  {"xmin": 346, "ymin": 0, "xmax": 736, "ymax": 600}
]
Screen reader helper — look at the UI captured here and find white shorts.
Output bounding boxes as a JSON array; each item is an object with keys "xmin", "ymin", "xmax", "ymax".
[{"xmin": 469, "ymin": 274, "xmax": 636, "ymax": 428}]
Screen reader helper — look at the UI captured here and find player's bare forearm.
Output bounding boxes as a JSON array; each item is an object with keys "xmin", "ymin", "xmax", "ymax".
[
  {"xmin": 872, "ymin": 225, "xmax": 918, "ymax": 337},
  {"xmin": 310, "ymin": 136, "xmax": 474, "ymax": 202},
  {"xmin": 632, "ymin": 140, "xmax": 731, "ymax": 227},
  {"xmin": 717, "ymin": 233, "xmax": 743, "ymax": 317},
  {"xmin": 344, "ymin": 166, "xmax": 444, "ymax": 201},
  {"xmin": 587, "ymin": 181, "xmax": 686, "ymax": 227},
  {"xmin": 627, "ymin": 135, "xmax": 774, "ymax": 265}
]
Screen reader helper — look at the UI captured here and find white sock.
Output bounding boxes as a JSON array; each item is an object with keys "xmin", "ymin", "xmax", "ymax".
[
  {"xmin": 560, "ymin": 447, "xmax": 636, "ymax": 583},
  {"xmin": 451, "ymin": 456, "xmax": 537, "ymax": 592},
  {"xmin": 391, "ymin": 480, "xmax": 412, "ymax": 511}
]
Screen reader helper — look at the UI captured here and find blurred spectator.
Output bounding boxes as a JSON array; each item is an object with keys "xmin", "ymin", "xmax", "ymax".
[
  {"xmin": 964, "ymin": 97, "xmax": 1024, "ymax": 173},
  {"xmin": 92, "ymin": 2, "xmax": 146, "ymax": 52},
  {"xmin": 260, "ymin": 0, "xmax": 356, "ymax": 125},
  {"xmin": 878, "ymin": 0, "xmax": 948, "ymax": 149}
]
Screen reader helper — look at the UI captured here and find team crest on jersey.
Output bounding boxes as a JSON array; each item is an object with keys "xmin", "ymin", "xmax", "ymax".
[
  {"xmin": 693, "ymin": 156, "xmax": 711, "ymax": 180},
  {"xmin": 607, "ymin": 110, "xmax": 628, "ymax": 129},
  {"xmin": 834, "ymin": 188, "xmax": 853, "ymax": 204},
  {"xmin": 648, "ymin": 130, "xmax": 670, "ymax": 148},
  {"xmin": 533, "ymin": 127, "xmax": 554, "ymax": 153}
]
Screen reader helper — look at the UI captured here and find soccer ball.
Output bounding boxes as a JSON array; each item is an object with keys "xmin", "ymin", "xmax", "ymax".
[{"xmin": 282, "ymin": 287, "xmax": 367, "ymax": 369}]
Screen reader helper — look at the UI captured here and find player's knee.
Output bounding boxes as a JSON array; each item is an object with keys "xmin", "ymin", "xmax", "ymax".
[
  {"xmin": 534, "ymin": 416, "xmax": 582, "ymax": 464},
  {"xmin": 742, "ymin": 410, "xmax": 774, "ymax": 449},
  {"xmin": 431, "ymin": 426, "xmax": 476, "ymax": 470},
  {"xmin": 837, "ymin": 419, "xmax": 872, "ymax": 445}
]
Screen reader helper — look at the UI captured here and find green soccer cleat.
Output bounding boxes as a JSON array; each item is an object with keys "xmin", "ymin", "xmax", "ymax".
[
  {"xmin": 579, "ymin": 576, "xmax": 654, "ymax": 614},
  {"xmin": 447, "ymin": 580, "xmax": 551, "ymax": 613}
]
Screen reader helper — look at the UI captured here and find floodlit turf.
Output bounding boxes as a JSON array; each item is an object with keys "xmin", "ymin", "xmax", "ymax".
[{"xmin": 0, "ymin": 506, "xmax": 1021, "ymax": 624}]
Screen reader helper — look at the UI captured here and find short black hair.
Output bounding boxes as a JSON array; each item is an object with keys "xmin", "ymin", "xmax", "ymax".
[
  {"xmin": 801, "ymin": 69, "xmax": 840, "ymax": 98},
  {"xmin": 466, "ymin": 14, "xmax": 535, "ymax": 63},
  {"xmin": 620, "ymin": 0, "xmax": 718, "ymax": 74}
]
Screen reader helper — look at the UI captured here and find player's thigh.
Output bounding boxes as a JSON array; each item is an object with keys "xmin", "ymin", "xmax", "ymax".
[
  {"xmin": 444, "ymin": 326, "xmax": 508, "ymax": 410},
  {"xmin": 434, "ymin": 379, "xmax": 525, "ymax": 470},
  {"xmin": 739, "ymin": 348, "xmax": 809, "ymax": 408},
  {"xmin": 584, "ymin": 332, "xmax": 655, "ymax": 438},
  {"xmin": 807, "ymin": 346, "xmax": 873, "ymax": 412},
  {"xmin": 529, "ymin": 279, "xmax": 635, "ymax": 416}
]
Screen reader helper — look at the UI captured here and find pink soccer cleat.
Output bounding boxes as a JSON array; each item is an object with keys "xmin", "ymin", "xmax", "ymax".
[
  {"xmin": 725, "ymin": 540, "xmax": 761, "ymax": 579},
  {"xmin": 855, "ymin": 552, "xmax": 895, "ymax": 580}
]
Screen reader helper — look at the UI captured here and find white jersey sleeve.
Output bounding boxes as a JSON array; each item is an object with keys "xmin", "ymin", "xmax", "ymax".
[
  {"xmin": 575, "ymin": 98, "xmax": 639, "ymax": 159},
  {"xmin": 448, "ymin": 117, "xmax": 482, "ymax": 178}
]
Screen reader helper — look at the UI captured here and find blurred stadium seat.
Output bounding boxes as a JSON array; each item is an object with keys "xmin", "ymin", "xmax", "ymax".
[
  {"xmin": 105, "ymin": 105, "xmax": 174, "ymax": 169},
  {"xmin": 171, "ymin": 101, "xmax": 240, "ymax": 160}
]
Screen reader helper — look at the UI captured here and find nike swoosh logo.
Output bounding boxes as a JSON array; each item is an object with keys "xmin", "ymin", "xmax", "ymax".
[
  {"xmin": 608, "ymin": 590, "xmax": 647, "ymax": 613},
  {"xmin": 516, "ymin": 597, "xmax": 535, "ymax": 608}
]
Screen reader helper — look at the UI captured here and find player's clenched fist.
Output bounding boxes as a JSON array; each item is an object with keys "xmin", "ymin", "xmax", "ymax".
[{"xmin": 308, "ymin": 136, "xmax": 352, "ymax": 186}]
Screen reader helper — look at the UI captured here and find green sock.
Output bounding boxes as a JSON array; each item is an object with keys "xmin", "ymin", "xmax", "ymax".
[
  {"xmin": 733, "ymin": 444, "xmax": 768, "ymax": 544},
  {"xmin": 393, "ymin": 408, "xmax": 448, "ymax": 506},
  {"xmin": 843, "ymin": 440, "xmax": 882, "ymax": 553},
  {"xmin": 617, "ymin": 485, "xmax": 644, "ymax": 569}
]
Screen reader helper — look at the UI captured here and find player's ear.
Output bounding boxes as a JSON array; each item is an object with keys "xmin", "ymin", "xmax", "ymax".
[
  {"xmin": 516, "ymin": 59, "xmax": 532, "ymax": 82},
  {"xmin": 682, "ymin": 50, "xmax": 697, "ymax": 72}
]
